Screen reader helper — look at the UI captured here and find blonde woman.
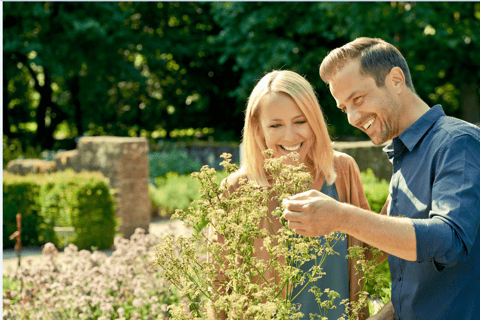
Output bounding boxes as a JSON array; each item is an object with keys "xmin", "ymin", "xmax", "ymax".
[{"xmin": 218, "ymin": 70, "xmax": 373, "ymax": 320}]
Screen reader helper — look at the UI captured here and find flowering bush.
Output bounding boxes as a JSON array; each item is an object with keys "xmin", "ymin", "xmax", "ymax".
[
  {"xmin": 154, "ymin": 152, "xmax": 384, "ymax": 319},
  {"xmin": 3, "ymin": 227, "xmax": 182, "ymax": 320}
]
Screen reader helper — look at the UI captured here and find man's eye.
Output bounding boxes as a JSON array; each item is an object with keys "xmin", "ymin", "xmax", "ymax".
[{"xmin": 353, "ymin": 96, "xmax": 364, "ymax": 104}]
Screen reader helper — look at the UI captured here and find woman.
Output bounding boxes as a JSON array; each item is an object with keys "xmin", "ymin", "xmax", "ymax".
[{"xmin": 216, "ymin": 70, "xmax": 372, "ymax": 320}]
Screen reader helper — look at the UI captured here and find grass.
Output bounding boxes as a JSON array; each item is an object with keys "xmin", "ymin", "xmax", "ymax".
[{"xmin": 3, "ymin": 276, "xmax": 20, "ymax": 292}]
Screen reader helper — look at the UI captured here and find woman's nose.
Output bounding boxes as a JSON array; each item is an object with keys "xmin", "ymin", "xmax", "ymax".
[{"xmin": 284, "ymin": 125, "xmax": 297, "ymax": 141}]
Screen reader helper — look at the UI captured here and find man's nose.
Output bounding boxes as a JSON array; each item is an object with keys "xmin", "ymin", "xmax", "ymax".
[{"xmin": 347, "ymin": 109, "xmax": 361, "ymax": 126}]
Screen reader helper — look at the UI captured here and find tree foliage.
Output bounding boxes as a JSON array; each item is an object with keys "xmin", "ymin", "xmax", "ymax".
[{"xmin": 3, "ymin": 2, "xmax": 480, "ymax": 152}]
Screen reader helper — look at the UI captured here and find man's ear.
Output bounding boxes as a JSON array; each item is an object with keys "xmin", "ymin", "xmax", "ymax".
[{"xmin": 387, "ymin": 67, "xmax": 405, "ymax": 94}]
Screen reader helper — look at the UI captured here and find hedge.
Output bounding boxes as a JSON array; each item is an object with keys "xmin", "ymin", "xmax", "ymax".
[
  {"xmin": 3, "ymin": 176, "xmax": 46, "ymax": 249},
  {"xmin": 3, "ymin": 170, "xmax": 117, "ymax": 250}
]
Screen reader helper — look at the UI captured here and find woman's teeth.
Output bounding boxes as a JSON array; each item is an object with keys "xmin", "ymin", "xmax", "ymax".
[
  {"xmin": 281, "ymin": 143, "xmax": 302, "ymax": 151},
  {"xmin": 364, "ymin": 118, "xmax": 375, "ymax": 130}
]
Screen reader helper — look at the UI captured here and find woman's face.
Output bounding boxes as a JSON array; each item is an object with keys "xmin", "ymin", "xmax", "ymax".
[{"xmin": 258, "ymin": 92, "xmax": 314, "ymax": 165}]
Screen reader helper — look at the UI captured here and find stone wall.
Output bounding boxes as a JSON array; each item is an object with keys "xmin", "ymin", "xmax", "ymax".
[
  {"xmin": 333, "ymin": 140, "xmax": 392, "ymax": 182},
  {"xmin": 151, "ymin": 140, "xmax": 240, "ymax": 171},
  {"xmin": 6, "ymin": 158, "xmax": 56, "ymax": 175}
]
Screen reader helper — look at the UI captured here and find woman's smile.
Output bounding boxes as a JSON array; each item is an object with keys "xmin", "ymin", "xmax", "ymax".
[{"xmin": 259, "ymin": 92, "xmax": 313, "ymax": 165}]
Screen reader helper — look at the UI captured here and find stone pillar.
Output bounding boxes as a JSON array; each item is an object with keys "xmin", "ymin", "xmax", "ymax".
[{"xmin": 77, "ymin": 136, "xmax": 150, "ymax": 239}]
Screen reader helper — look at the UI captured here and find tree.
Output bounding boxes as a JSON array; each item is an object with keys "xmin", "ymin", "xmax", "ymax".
[
  {"xmin": 4, "ymin": 2, "xmax": 479, "ymax": 154},
  {"xmin": 4, "ymin": 2, "xmax": 138, "ymax": 149},
  {"xmin": 119, "ymin": 2, "xmax": 243, "ymax": 141},
  {"xmin": 209, "ymin": 2, "xmax": 480, "ymax": 139}
]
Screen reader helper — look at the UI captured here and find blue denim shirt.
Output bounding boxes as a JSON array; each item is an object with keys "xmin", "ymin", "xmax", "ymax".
[{"xmin": 383, "ymin": 105, "xmax": 480, "ymax": 320}]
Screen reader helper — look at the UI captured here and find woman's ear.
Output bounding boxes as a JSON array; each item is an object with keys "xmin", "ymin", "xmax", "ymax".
[
  {"xmin": 387, "ymin": 67, "xmax": 405, "ymax": 95},
  {"xmin": 257, "ymin": 124, "xmax": 264, "ymax": 140},
  {"xmin": 254, "ymin": 122, "xmax": 266, "ymax": 150},
  {"xmin": 254, "ymin": 115, "xmax": 264, "ymax": 139}
]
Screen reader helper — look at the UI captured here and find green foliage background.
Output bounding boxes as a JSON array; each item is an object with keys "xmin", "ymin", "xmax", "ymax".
[
  {"xmin": 4, "ymin": 2, "xmax": 480, "ymax": 154},
  {"xmin": 149, "ymin": 149, "xmax": 202, "ymax": 184}
]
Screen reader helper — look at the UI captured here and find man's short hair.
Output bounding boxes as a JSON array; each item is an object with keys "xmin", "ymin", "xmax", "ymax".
[{"xmin": 319, "ymin": 37, "xmax": 415, "ymax": 92}]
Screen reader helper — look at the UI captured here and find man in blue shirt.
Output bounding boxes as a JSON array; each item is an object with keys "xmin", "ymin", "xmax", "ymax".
[{"xmin": 282, "ymin": 37, "xmax": 480, "ymax": 319}]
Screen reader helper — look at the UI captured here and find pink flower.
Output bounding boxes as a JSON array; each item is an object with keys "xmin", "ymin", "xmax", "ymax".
[{"xmin": 42, "ymin": 242, "xmax": 58, "ymax": 257}]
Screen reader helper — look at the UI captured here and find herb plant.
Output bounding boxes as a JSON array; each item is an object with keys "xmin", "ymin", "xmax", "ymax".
[{"xmin": 154, "ymin": 151, "xmax": 384, "ymax": 319}]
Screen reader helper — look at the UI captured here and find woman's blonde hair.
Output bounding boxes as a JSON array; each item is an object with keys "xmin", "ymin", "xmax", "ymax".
[{"xmin": 241, "ymin": 70, "xmax": 336, "ymax": 187}]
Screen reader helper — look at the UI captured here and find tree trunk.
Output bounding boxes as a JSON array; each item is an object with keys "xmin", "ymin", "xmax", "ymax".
[
  {"xmin": 460, "ymin": 82, "xmax": 480, "ymax": 125},
  {"xmin": 71, "ymin": 76, "xmax": 84, "ymax": 136},
  {"xmin": 26, "ymin": 66, "xmax": 69, "ymax": 150},
  {"xmin": 42, "ymin": 111, "xmax": 68, "ymax": 150}
]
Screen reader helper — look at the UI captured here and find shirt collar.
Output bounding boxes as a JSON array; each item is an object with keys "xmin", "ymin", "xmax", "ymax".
[{"xmin": 397, "ymin": 105, "xmax": 445, "ymax": 152}]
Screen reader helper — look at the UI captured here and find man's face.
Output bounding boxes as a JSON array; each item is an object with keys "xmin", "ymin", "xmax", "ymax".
[{"xmin": 329, "ymin": 59, "xmax": 402, "ymax": 145}]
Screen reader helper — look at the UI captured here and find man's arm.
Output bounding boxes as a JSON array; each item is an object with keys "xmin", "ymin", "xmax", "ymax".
[{"xmin": 282, "ymin": 190, "xmax": 417, "ymax": 261}]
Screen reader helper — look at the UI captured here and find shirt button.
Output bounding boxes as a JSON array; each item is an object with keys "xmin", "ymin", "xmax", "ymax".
[{"xmin": 397, "ymin": 275, "xmax": 402, "ymax": 281}]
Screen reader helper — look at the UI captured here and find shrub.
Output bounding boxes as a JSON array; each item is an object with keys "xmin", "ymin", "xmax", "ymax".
[
  {"xmin": 3, "ymin": 136, "xmax": 42, "ymax": 168},
  {"xmin": 148, "ymin": 149, "xmax": 202, "ymax": 184},
  {"xmin": 150, "ymin": 170, "xmax": 229, "ymax": 217},
  {"xmin": 3, "ymin": 173, "xmax": 51, "ymax": 249},
  {"xmin": 360, "ymin": 169, "xmax": 392, "ymax": 306},
  {"xmin": 3, "ymin": 227, "xmax": 181, "ymax": 320},
  {"xmin": 3, "ymin": 170, "xmax": 117, "ymax": 250},
  {"xmin": 360, "ymin": 168, "xmax": 390, "ymax": 213},
  {"xmin": 39, "ymin": 170, "xmax": 117, "ymax": 250}
]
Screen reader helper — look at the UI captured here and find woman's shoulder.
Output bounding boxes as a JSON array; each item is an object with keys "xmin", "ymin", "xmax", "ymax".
[
  {"xmin": 333, "ymin": 150, "xmax": 358, "ymax": 171},
  {"xmin": 221, "ymin": 167, "xmax": 249, "ymax": 191}
]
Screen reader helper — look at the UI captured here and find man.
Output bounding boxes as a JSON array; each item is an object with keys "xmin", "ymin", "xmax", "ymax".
[{"xmin": 282, "ymin": 37, "xmax": 480, "ymax": 320}]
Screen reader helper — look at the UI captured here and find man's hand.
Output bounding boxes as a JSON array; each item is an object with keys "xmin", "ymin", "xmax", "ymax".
[
  {"xmin": 283, "ymin": 189, "xmax": 417, "ymax": 261},
  {"xmin": 282, "ymin": 189, "xmax": 345, "ymax": 237}
]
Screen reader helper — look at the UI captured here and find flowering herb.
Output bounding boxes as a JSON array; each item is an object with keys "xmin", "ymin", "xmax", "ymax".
[
  {"xmin": 4, "ymin": 227, "xmax": 181, "ymax": 320},
  {"xmin": 154, "ymin": 151, "xmax": 380, "ymax": 319}
]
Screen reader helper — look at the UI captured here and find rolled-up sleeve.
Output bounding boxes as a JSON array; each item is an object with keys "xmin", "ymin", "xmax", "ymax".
[{"xmin": 413, "ymin": 134, "xmax": 480, "ymax": 268}]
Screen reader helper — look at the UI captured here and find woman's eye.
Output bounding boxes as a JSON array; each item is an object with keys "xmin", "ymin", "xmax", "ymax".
[
  {"xmin": 270, "ymin": 124, "xmax": 281, "ymax": 128},
  {"xmin": 295, "ymin": 121, "xmax": 307, "ymax": 125}
]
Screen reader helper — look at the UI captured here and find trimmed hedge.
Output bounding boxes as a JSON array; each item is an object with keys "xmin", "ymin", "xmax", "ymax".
[
  {"xmin": 360, "ymin": 168, "xmax": 390, "ymax": 213},
  {"xmin": 3, "ymin": 170, "xmax": 117, "ymax": 250},
  {"xmin": 3, "ymin": 176, "xmax": 46, "ymax": 249}
]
